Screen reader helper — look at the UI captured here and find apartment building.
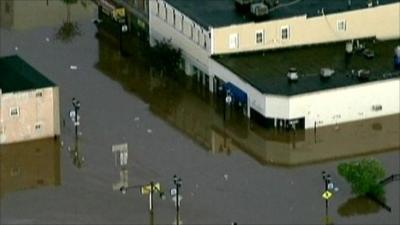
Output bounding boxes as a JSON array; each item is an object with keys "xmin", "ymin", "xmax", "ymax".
[{"xmin": 0, "ymin": 55, "xmax": 60, "ymax": 144}]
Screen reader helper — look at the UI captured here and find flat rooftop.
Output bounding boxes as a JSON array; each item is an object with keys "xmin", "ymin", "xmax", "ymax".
[
  {"xmin": 165, "ymin": 0, "xmax": 399, "ymax": 28},
  {"xmin": 0, "ymin": 55, "xmax": 55, "ymax": 93},
  {"xmin": 213, "ymin": 39, "xmax": 400, "ymax": 96}
]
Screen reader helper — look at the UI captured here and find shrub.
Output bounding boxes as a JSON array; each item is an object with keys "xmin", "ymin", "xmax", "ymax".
[{"xmin": 338, "ymin": 158, "xmax": 386, "ymax": 198}]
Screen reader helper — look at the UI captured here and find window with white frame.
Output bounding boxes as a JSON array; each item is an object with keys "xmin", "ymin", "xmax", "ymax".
[
  {"xmin": 337, "ymin": 19, "xmax": 347, "ymax": 31},
  {"xmin": 10, "ymin": 107, "xmax": 20, "ymax": 117},
  {"xmin": 281, "ymin": 26, "xmax": 290, "ymax": 40},
  {"xmin": 255, "ymin": 30, "xmax": 264, "ymax": 44},
  {"xmin": 229, "ymin": 33, "xmax": 239, "ymax": 49}
]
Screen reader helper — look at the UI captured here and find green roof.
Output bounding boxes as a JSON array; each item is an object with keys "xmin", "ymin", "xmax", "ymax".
[
  {"xmin": 0, "ymin": 55, "xmax": 56, "ymax": 93},
  {"xmin": 213, "ymin": 39, "xmax": 400, "ymax": 96}
]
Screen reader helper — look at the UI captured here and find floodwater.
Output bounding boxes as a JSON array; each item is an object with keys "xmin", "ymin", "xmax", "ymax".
[{"xmin": 0, "ymin": 1, "xmax": 399, "ymax": 224}]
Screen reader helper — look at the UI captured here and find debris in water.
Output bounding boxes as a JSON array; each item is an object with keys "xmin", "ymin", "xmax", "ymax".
[
  {"xmin": 70, "ymin": 65, "xmax": 78, "ymax": 70},
  {"xmin": 134, "ymin": 117, "xmax": 140, "ymax": 122},
  {"xmin": 147, "ymin": 129, "xmax": 152, "ymax": 134},
  {"xmin": 224, "ymin": 174, "xmax": 229, "ymax": 181},
  {"xmin": 14, "ymin": 46, "xmax": 19, "ymax": 51}
]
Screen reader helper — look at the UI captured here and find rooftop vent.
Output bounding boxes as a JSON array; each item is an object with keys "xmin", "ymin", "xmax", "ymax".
[
  {"xmin": 363, "ymin": 48, "xmax": 375, "ymax": 59},
  {"xmin": 395, "ymin": 46, "xmax": 400, "ymax": 70},
  {"xmin": 287, "ymin": 67, "xmax": 298, "ymax": 82},
  {"xmin": 357, "ymin": 69, "xmax": 370, "ymax": 81},
  {"xmin": 345, "ymin": 41, "xmax": 353, "ymax": 54},
  {"xmin": 251, "ymin": 2, "xmax": 269, "ymax": 17},
  {"xmin": 320, "ymin": 68, "xmax": 335, "ymax": 79}
]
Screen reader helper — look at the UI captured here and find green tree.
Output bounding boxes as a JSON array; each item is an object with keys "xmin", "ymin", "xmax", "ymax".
[
  {"xmin": 146, "ymin": 39, "xmax": 182, "ymax": 75},
  {"xmin": 338, "ymin": 158, "xmax": 386, "ymax": 198}
]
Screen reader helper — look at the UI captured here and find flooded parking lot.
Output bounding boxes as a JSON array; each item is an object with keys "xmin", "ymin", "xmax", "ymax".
[{"xmin": 1, "ymin": 1, "xmax": 399, "ymax": 224}]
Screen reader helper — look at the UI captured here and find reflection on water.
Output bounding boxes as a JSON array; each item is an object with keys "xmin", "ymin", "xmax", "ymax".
[
  {"xmin": 0, "ymin": 138, "xmax": 61, "ymax": 198},
  {"xmin": 94, "ymin": 26, "xmax": 400, "ymax": 167},
  {"xmin": 338, "ymin": 196, "xmax": 382, "ymax": 217},
  {"xmin": 0, "ymin": 0, "xmax": 96, "ymax": 31}
]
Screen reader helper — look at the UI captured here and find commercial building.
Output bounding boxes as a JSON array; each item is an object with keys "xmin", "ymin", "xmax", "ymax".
[
  {"xmin": 149, "ymin": 0, "xmax": 400, "ymax": 129},
  {"xmin": 0, "ymin": 55, "xmax": 60, "ymax": 144}
]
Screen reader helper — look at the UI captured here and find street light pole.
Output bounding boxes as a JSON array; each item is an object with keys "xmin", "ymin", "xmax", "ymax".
[
  {"xmin": 173, "ymin": 175, "xmax": 182, "ymax": 225},
  {"xmin": 72, "ymin": 97, "xmax": 80, "ymax": 139}
]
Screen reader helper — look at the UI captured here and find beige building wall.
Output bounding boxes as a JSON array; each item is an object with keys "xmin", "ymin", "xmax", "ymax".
[
  {"xmin": 213, "ymin": 3, "xmax": 400, "ymax": 54},
  {"xmin": 0, "ymin": 87, "xmax": 60, "ymax": 144}
]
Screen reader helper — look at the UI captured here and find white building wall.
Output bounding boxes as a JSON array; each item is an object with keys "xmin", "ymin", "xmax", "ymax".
[
  {"xmin": 264, "ymin": 95, "xmax": 290, "ymax": 119},
  {"xmin": 289, "ymin": 78, "xmax": 400, "ymax": 128},
  {"xmin": 149, "ymin": 0, "xmax": 211, "ymax": 75}
]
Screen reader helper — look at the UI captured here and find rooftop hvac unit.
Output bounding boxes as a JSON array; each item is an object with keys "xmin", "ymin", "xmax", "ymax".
[
  {"xmin": 287, "ymin": 67, "xmax": 298, "ymax": 82},
  {"xmin": 357, "ymin": 69, "xmax": 370, "ymax": 81},
  {"xmin": 320, "ymin": 68, "xmax": 335, "ymax": 78},
  {"xmin": 251, "ymin": 2, "xmax": 269, "ymax": 17}
]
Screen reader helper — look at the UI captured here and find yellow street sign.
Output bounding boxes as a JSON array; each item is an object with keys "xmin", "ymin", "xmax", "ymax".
[
  {"xmin": 322, "ymin": 190, "xmax": 333, "ymax": 200},
  {"xmin": 140, "ymin": 183, "xmax": 161, "ymax": 195},
  {"xmin": 113, "ymin": 8, "xmax": 125, "ymax": 20}
]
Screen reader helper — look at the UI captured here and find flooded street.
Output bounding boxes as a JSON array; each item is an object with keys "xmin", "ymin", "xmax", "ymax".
[{"xmin": 1, "ymin": 1, "xmax": 399, "ymax": 224}]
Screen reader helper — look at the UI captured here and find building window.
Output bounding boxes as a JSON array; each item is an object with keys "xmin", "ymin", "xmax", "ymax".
[
  {"xmin": 372, "ymin": 104, "xmax": 382, "ymax": 111},
  {"xmin": 190, "ymin": 24, "xmax": 194, "ymax": 39},
  {"xmin": 229, "ymin": 33, "xmax": 239, "ymax": 49},
  {"xmin": 255, "ymin": 30, "xmax": 264, "ymax": 44},
  {"xmin": 204, "ymin": 34, "xmax": 207, "ymax": 49},
  {"xmin": 10, "ymin": 107, "xmax": 20, "ymax": 117},
  {"xmin": 35, "ymin": 123, "xmax": 42, "ymax": 131},
  {"xmin": 36, "ymin": 91, "xmax": 43, "ymax": 97},
  {"xmin": 281, "ymin": 26, "xmax": 290, "ymax": 40},
  {"xmin": 164, "ymin": 3, "xmax": 167, "ymax": 20},
  {"xmin": 180, "ymin": 15, "xmax": 184, "ymax": 31},
  {"xmin": 156, "ymin": 1, "xmax": 160, "ymax": 15},
  {"xmin": 173, "ymin": 10, "xmax": 176, "ymax": 26},
  {"xmin": 337, "ymin": 19, "xmax": 347, "ymax": 31}
]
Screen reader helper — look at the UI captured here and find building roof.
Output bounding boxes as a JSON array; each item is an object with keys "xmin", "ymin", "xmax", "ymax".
[
  {"xmin": 213, "ymin": 39, "xmax": 400, "ymax": 96},
  {"xmin": 0, "ymin": 55, "xmax": 56, "ymax": 93},
  {"xmin": 165, "ymin": 0, "xmax": 399, "ymax": 28}
]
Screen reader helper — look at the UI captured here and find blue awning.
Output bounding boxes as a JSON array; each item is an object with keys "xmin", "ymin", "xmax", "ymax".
[{"xmin": 223, "ymin": 82, "xmax": 247, "ymax": 104}]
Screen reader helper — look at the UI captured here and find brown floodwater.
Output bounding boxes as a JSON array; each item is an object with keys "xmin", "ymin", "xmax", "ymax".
[{"xmin": 0, "ymin": 138, "xmax": 61, "ymax": 198}]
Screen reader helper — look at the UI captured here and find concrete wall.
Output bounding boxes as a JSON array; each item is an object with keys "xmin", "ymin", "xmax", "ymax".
[
  {"xmin": 213, "ymin": 3, "xmax": 400, "ymax": 54},
  {"xmin": 0, "ymin": 87, "xmax": 60, "ymax": 144},
  {"xmin": 289, "ymin": 78, "xmax": 400, "ymax": 128},
  {"xmin": 149, "ymin": 0, "xmax": 211, "ymax": 75}
]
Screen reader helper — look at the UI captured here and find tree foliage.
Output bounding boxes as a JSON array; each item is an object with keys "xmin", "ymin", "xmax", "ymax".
[
  {"xmin": 147, "ymin": 39, "xmax": 182, "ymax": 74},
  {"xmin": 338, "ymin": 158, "xmax": 386, "ymax": 197}
]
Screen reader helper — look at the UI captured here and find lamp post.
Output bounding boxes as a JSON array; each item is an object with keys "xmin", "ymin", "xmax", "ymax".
[
  {"xmin": 72, "ymin": 97, "xmax": 80, "ymax": 138},
  {"xmin": 321, "ymin": 171, "xmax": 339, "ymax": 225},
  {"xmin": 173, "ymin": 175, "xmax": 182, "ymax": 225},
  {"xmin": 119, "ymin": 18, "xmax": 128, "ymax": 56}
]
